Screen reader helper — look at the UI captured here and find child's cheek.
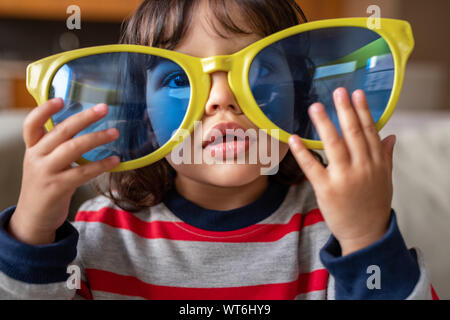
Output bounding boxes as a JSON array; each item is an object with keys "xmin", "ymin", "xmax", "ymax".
[{"xmin": 146, "ymin": 86, "xmax": 190, "ymax": 147}]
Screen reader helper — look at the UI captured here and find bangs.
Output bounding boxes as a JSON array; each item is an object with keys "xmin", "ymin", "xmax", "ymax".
[
  {"xmin": 120, "ymin": 0, "xmax": 307, "ymax": 49},
  {"xmin": 207, "ymin": 0, "xmax": 306, "ymax": 39}
]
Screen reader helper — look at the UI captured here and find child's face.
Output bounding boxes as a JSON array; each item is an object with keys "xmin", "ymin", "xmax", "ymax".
[{"xmin": 164, "ymin": 1, "xmax": 289, "ymax": 187}]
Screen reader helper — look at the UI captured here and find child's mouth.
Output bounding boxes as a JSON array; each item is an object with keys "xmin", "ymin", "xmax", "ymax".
[
  {"xmin": 202, "ymin": 121, "xmax": 253, "ymax": 160},
  {"xmin": 204, "ymin": 135, "xmax": 251, "ymax": 159}
]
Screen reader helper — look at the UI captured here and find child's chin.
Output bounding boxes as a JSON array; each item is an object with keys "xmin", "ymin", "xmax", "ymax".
[{"xmin": 196, "ymin": 163, "xmax": 270, "ymax": 187}]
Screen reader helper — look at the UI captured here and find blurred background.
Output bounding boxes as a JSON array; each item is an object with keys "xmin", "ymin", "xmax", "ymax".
[{"xmin": 0, "ymin": 0, "xmax": 449, "ymax": 298}]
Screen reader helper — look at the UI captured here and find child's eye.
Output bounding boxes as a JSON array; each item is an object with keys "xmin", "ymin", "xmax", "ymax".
[
  {"xmin": 259, "ymin": 64, "xmax": 273, "ymax": 77},
  {"xmin": 257, "ymin": 61, "xmax": 277, "ymax": 78},
  {"xmin": 161, "ymin": 72, "xmax": 190, "ymax": 88}
]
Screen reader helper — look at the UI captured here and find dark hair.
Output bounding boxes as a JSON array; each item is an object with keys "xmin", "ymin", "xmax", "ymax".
[{"xmin": 91, "ymin": 0, "xmax": 325, "ymax": 212}]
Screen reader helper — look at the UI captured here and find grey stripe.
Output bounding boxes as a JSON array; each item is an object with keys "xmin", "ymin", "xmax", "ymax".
[
  {"xmin": 88, "ymin": 290, "xmax": 145, "ymax": 300},
  {"xmin": 0, "ymin": 271, "xmax": 75, "ymax": 300},
  {"xmin": 297, "ymin": 222, "xmax": 330, "ymax": 274},
  {"xmin": 295, "ymin": 289, "xmax": 327, "ymax": 300},
  {"xmin": 77, "ymin": 195, "xmax": 181, "ymax": 223}
]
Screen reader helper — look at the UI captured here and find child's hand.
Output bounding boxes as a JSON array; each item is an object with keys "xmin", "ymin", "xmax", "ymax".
[
  {"xmin": 288, "ymin": 88, "xmax": 396, "ymax": 256},
  {"xmin": 8, "ymin": 98, "xmax": 120, "ymax": 245}
]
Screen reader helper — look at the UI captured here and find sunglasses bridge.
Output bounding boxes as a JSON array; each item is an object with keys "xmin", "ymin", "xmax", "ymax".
[{"xmin": 201, "ymin": 56, "xmax": 234, "ymax": 74}]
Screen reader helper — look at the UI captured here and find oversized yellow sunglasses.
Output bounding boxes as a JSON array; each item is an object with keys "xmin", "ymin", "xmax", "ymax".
[{"xmin": 26, "ymin": 18, "xmax": 414, "ymax": 172}]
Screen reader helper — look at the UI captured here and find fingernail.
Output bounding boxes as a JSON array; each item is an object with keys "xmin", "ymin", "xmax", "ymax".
[
  {"xmin": 106, "ymin": 128, "xmax": 119, "ymax": 137},
  {"xmin": 354, "ymin": 89, "xmax": 363, "ymax": 96},
  {"xmin": 289, "ymin": 135, "xmax": 301, "ymax": 149},
  {"xmin": 94, "ymin": 104, "xmax": 107, "ymax": 114},
  {"xmin": 309, "ymin": 104, "xmax": 322, "ymax": 114},
  {"xmin": 52, "ymin": 97, "xmax": 64, "ymax": 107},
  {"xmin": 334, "ymin": 87, "xmax": 343, "ymax": 97}
]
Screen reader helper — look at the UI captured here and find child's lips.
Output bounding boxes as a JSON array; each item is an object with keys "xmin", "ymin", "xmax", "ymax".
[
  {"xmin": 202, "ymin": 121, "xmax": 248, "ymax": 149},
  {"xmin": 204, "ymin": 136, "xmax": 251, "ymax": 159},
  {"xmin": 202, "ymin": 121, "xmax": 254, "ymax": 159}
]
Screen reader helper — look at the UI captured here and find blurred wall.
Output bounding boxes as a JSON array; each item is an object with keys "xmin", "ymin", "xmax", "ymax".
[{"xmin": 0, "ymin": 1, "xmax": 139, "ymax": 110}]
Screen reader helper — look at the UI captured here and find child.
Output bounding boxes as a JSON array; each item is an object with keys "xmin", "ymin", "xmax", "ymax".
[{"xmin": 0, "ymin": 0, "xmax": 436, "ymax": 299}]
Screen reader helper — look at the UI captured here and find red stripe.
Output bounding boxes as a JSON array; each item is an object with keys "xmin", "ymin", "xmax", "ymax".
[
  {"xmin": 75, "ymin": 207, "xmax": 324, "ymax": 243},
  {"xmin": 76, "ymin": 281, "xmax": 93, "ymax": 300},
  {"xmin": 85, "ymin": 268, "xmax": 328, "ymax": 300},
  {"xmin": 289, "ymin": 177, "xmax": 307, "ymax": 186},
  {"xmin": 303, "ymin": 209, "xmax": 324, "ymax": 227},
  {"xmin": 431, "ymin": 285, "xmax": 439, "ymax": 300}
]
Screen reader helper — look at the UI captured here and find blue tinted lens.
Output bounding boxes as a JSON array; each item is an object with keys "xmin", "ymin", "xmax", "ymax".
[
  {"xmin": 249, "ymin": 27, "xmax": 394, "ymax": 140},
  {"xmin": 49, "ymin": 52, "xmax": 190, "ymax": 162}
]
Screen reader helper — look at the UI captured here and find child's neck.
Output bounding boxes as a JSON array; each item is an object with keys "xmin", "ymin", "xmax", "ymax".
[{"xmin": 174, "ymin": 174, "xmax": 269, "ymax": 211}]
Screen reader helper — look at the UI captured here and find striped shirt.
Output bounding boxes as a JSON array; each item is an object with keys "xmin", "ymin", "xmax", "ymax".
[{"xmin": 0, "ymin": 179, "xmax": 438, "ymax": 299}]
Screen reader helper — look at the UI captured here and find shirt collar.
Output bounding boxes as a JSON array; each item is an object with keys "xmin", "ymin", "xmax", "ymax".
[{"xmin": 162, "ymin": 180, "xmax": 291, "ymax": 232}]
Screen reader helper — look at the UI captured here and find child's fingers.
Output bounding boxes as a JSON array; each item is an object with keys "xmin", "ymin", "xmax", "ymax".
[
  {"xmin": 308, "ymin": 102, "xmax": 350, "ymax": 167},
  {"xmin": 289, "ymin": 134, "xmax": 327, "ymax": 184},
  {"xmin": 351, "ymin": 90, "xmax": 384, "ymax": 163},
  {"xmin": 59, "ymin": 155, "xmax": 120, "ymax": 188},
  {"xmin": 48, "ymin": 127, "xmax": 119, "ymax": 172},
  {"xmin": 37, "ymin": 103, "xmax": 109, "ymax": 156},
  {"xmin": 333, "ymin": 88, "xmax": 371, "ymax": 165},
  {"xmin": 22, "ymin": 98, "xmax": 64, "ymax": 148},
  {"xmin": 380, "ymin": 135, "xmax": 396, "ymax": 172}
]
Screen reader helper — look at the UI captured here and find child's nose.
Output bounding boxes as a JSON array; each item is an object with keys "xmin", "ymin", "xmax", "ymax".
[{"xmin": 204, "ymin": 71, "xmax": 242, "ymax": 116}]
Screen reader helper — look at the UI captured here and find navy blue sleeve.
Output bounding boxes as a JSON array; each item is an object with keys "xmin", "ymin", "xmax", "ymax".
[
  {"xmin": 0, "ymin": 206, "xmax": 79, "ymax": 284},
  {"xmin": 320, "ymin": 209, "xmax": 420, "ymax": 300}
]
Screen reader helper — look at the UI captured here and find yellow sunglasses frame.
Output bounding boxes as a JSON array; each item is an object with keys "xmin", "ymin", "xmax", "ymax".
[{"xmin": 26, "ymin": 17, "xmax": 414, "ymax": 172}]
